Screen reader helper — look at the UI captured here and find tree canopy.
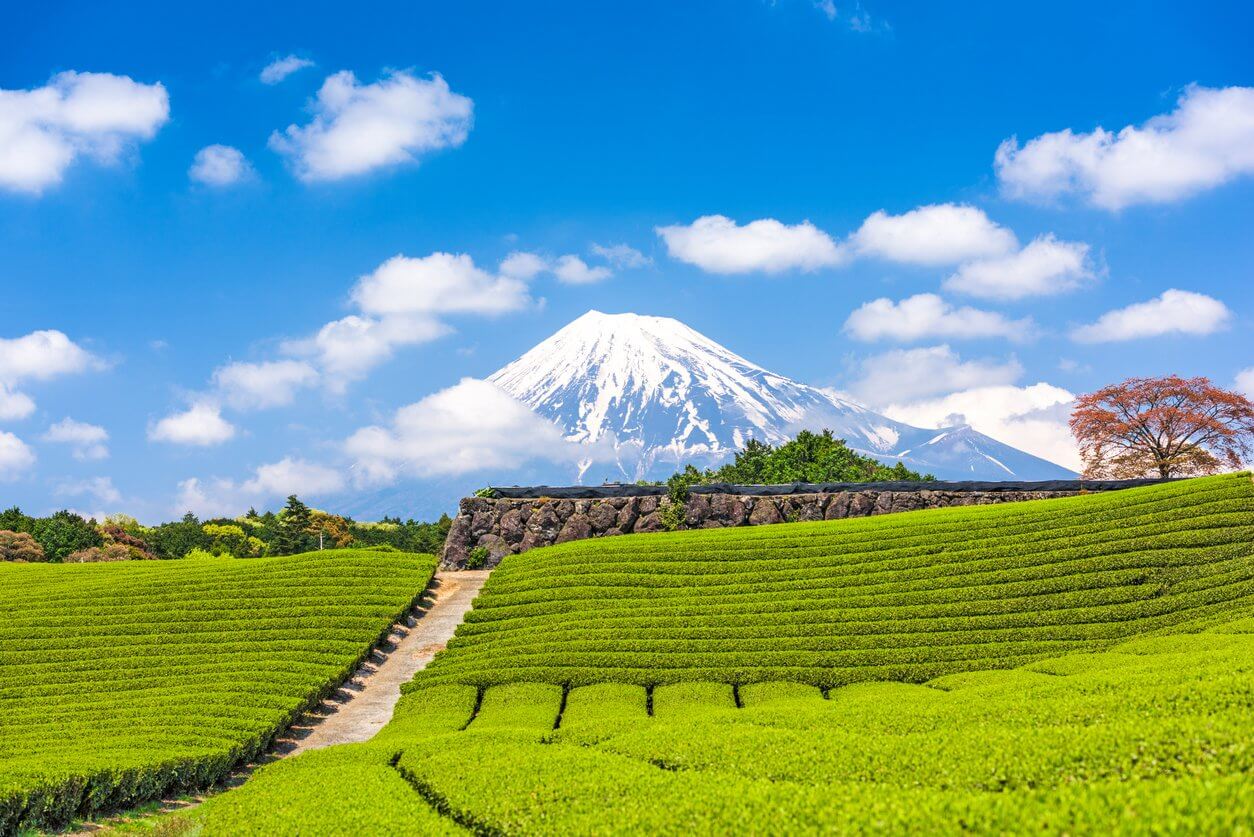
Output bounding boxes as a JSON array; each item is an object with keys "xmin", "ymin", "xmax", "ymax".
[{"xmin": 1070, "ymin": 375, "xmax": 1254, "ymax": 478}]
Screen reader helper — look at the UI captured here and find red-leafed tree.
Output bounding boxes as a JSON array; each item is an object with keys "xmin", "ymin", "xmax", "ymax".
[{"xmin": 1070, "ymin": 375, "xmax": 1254, "ymax": 479}]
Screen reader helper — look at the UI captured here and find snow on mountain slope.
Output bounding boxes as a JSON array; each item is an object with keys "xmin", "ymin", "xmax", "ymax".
[{"xmin": 488, "ymin": 311, "xmax": 1075, "ymax": 482}]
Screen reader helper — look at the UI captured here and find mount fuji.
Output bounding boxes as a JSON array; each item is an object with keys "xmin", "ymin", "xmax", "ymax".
[
  {"xmin": 340, "ymin": 310, "xmax": 1075, "ymax": 520},
  {"xmin": 488, "ymin": 310, "xmax": 1075, "ymax": 484}
]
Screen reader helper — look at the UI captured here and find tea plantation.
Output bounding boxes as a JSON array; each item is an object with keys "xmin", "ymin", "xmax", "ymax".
[
  {"xmin": 0, "ymin": 549, "xmax": 438, "ymax": 833},
  {"xmin": 15, "ymin": 475, "xmax": 1254, "ymax": 834}
]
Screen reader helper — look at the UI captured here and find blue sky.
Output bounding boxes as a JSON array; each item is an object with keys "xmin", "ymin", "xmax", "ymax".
[{"xmin": 2, "ymin": 0, "xmax": 1251, "ymax": 521}]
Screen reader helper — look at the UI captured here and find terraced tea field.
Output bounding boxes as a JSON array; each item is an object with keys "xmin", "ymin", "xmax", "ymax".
[
  {"xmin": 16, "ymin": 475, "xmax": 1254, "ymax": 834},
  {"xmin": 419, "ymin": 472, "xmax": 1254, "ymax": 688},
  {"xmin": 0, "ymin": 549, "xmax": 437, "ymax": 833}
]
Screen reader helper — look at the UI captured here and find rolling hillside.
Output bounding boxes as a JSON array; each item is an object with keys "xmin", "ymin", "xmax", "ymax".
[
  {"xmin": 149, "ymin": 473, "xmax": 1252, "ymax": 834},
  {"xmin": 0, "ymin": 550, "xmax": 438, "ymax": 833},
  {"xmin": 415, "ymin": 473, "xmax": 1254, "ymax": 687}
]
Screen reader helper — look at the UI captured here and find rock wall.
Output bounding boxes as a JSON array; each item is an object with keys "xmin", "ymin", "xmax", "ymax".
[{"xmin": 440, "ymin": 483, "xmax": 1146, "ymax": 569}]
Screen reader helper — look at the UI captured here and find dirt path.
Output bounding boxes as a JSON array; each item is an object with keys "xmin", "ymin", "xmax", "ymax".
[{"xmin": 277, "ymin": 570, "xmax": 491, "ymax": 754}]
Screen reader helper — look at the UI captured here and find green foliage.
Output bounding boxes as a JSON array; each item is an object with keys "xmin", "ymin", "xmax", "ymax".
[
  {"xmin": 668, "ymin": 429, "xmax": 933, "ymax": 489},
  {"xmin": 28, "ymin": 510, "xmax": 103, "ymax": 562},
  {"xmin": 146, "ymin": 513, "xmax": 212, "ymax": 560},
  {"xmin": 414, "ymin": 474, "xmax": 1253, "ymax": 688},
  {"xmin": 191, "ymin": 627, "xmax": 1254, "ymax": 834},
  {"xmin": 0, "ymin": 507, "xmax": 32, "ymax": 534},
  {"xmin": 348, "ymin": 514, "xmax": 451, "ymax": 556},
  {"xmin": 0, "ymin": 549, "xmax": 439, "ymax": 833},
  {"xmin": 474, "ymin": 487, "xmax": 500, "ymax": 499},
  {"xmin": 270, "ymin": 495, "xmax": 316, "ymax": 556},
  {"xmin": 465, "ymin": 545, "xmax": 490, "ymax": 570}
]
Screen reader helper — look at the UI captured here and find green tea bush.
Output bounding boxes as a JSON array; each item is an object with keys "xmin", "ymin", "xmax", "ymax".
[
  {"xmin": 0, "ymin": 549, "xmax": 438, "ymax": 833},
  {"xmin": 414, "ymin": 474, "xmax": 1253, "ymax": 688}
]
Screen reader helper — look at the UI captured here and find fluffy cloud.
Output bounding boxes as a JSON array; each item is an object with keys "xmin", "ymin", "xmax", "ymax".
[
  {"xmin": 175, "ymin": 457, "xmax": 345, "ymax": 518},
  {"xmin": 590, "ymin": 243, "xmax": 651, "ymax": 269},
  {"xmin": 0, "ymin": 71, "xmax": 169, "ymax": 194},
  {"xmin": 553, "ymin": 255, "xmax": 612, "ymax": 285},
  {"xmin": 269, "ymin": 70, "xmax": 473, "ymax": 182},
  {"xmin": 1071, "ymin": 289, "xmax": 1231, "ymax": 342},
  {"xmin": 0, "ymin": 329, "xmax": 105, "ymax": 418},
  {"xmin": 843, "ymin": 293, "xmax": 1032, "ymax": 342},
  {"xmin": 943, "ymin": 235, "xmax": 1094, "ymax": 300},
  {"xmin": 851, "ymin": 204, "xmax": 1018, "ymax": 265},
  {"xmin": 288, "ymin": 314, "xmax": 450, "ymax": 390},
  {"xmin": 260, "ymin": 55, "xmax": 314, "ymax": 85},
  {"xmin": 0, "ymin": 384, "xmax": 35, "ymax": 421},
  {"xmin": 881, "ymin": 383, "xmax": 1081, "ymax": 472},
  {"xmin": 189, "ymin": 144, "xmax": 252, "ymax": 186},
  {"xmin": 499, "ymin": 250, "xmax": 619, "ymax": 284},
  {"xmin": 212, "ymin": 359, "xmax": 319, "ymax": 410},
  {"xmin": 55, "ymin": 475, "xmax": 122, "ymax": 505},
  {"xmin": 0, "ymin": 329, "xmax": 103, "ymax": 382},
  {"xmin": 345, "ymin": 378, "xmax": 599, "ymax": 483},
  {"xmin": 351, "ymin": 253, "xmax": 532, "ymax": 317},
  {"xmin": 499, "ymin": 251, "xmax": 549, "ymax": 280},
  {"xmin": 656, "ymin": 215, "xmax": 846, "ymax": 274},
  {"xmin": 149, "ymin": 403, "xmax": 236, "ymax": 446},
  {"xmin": 1237, "ymin": 368, "xmax": 1254, "ymax": 400},
  {"xmin": 42, "ymin": 417, "xmax": 109, "ymax": 460},
  {"xmin": 0, "ymin": 431, "xmax": 35, "ymax": 479},
  {"xmin": 995, "ymin": 85, "xmax": 1254, "ymax": 209},
  {"xmin": 846, "ymin": 345, "xmax": 1023, "ymax": 404}
]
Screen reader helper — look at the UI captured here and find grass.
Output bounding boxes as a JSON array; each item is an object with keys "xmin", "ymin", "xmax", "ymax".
[
  {"xmin": 43, "ymin": 475, "xmax": 1254, "ymax": 833},
  {"xmin": 0, "ymin": 549, "xmax": 438, "ymax": 834}
]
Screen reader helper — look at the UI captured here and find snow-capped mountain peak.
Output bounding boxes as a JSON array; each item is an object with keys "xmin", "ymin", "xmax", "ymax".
[{"xmin": 489, "ymin": 310, "xmax": 1074, "ymax": 481}]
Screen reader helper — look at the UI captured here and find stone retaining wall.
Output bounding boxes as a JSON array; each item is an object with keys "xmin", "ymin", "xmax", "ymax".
[{"xmin": 440, "ymin": 480, "xmax": 1163, "ymax": 569}]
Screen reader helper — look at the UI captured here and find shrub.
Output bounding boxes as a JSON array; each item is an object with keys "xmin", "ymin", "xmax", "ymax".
[
  {"xmin": 0, "ymin": 529, "xmax": 45, "ymax": 562},
  {"xmin": 63, "ymin": 543, "xmax": 131, "ymax": 563},
  {"xmin": 466, "ymin": 546, "xmax": 490, "ymax": 570},
  {"xmin": 29, "ymin": 510, "xmax": 104, "ymax": 561}
]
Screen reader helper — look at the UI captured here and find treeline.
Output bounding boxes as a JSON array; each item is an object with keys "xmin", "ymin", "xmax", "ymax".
[
  {"xmin": 661, "ymin": 429, "xmax": 932, "ymax": 496},
  {"xmin": 0, "ymin": 495, "xmax": 450, "ymax": 563}
]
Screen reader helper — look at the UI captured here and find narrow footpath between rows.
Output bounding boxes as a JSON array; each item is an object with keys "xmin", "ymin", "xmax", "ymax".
[{"xmin": 278, "ymin": 569, "xmax": 491, "ymax": 754}]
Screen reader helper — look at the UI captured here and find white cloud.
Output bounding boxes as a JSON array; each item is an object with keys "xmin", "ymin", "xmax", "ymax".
[
  {"xmin": 175, "ymin": 457, "xmax": 345, "ymax": 518},
  {"xmin": 881, "ymin": 383, "xmax": 1081, "ymax": 472},
  {"xmin": 260, "ymin": 55, "xmax": 314, "ymax": 85},
  {"xmin": 814, "ymin": 0, "xmax": 837, "ymax": 20},
  {"xmin": 851, "ymin": 204, "xmax": 1018, "ymax": 266},
  {"xmin": 42, "ymin": 417, "xmax": 109, "ymax": 460},
  {"xmin": 1237, "ymin": 368, "xmax": 1254, "ymax": 400},
  {"xmin": 846, "ymin": 345, "xmax": 1023, "ymax": 404},
  {"xmin": 843, "ymin": 293, "xmax": 1032, "ymax": 342},
  {"xmin": 212, "ymin": 359, "xmax": 319, "ymax": 410},
  {"xmin": 995, "ymin": 85, "xmax": 1254, "ymax": 209},
  {"xmin": 499, "ymin": 251, "xmax": 549, "ymax": 280},
  {"xmin": 0, "ymin": 70, "xmax": 169, "ymax": 194},
  {"xmin": 0, "ymin": 330, "xmax": 105, "ymax": 418},
  {"xmin": 351, "ymin": 253, "xmax": 532, "ymax": 317},
  {"xmin": 944, "ymin": 235, "xmax": 1094, "ymax": 300},
  {"xmin": 149, "ymin": 403, "xmax": 236, "ymax": 446},
  {"xmin": 345, "ymin": 378, "xmax": 601, "ymax": 483},
  {"xmin": 590, "ymin": 243, "xmax": 651, "ymax": 269},
  {"xmin": 286, "ymin": 314, "xmax": 450, "ymax": 391},
  {"xmin": 1071, "ymin": 289, "xmax": 1231, "ymax": 342},
  {"xmin": 0, "ymin": 384, "xmax": 35, "ymax": 421},
  {"xmin": 55, "ymin": 475, "xmax": 121, "ymax": 505},
  {"xmin": 0, "ymin": 329, "xmax": 104, "ymax": 382},
  {"xmin": 656, "ymin": 215, "xmax": 846, "ymax": 274},
  {"xmin": 189, "ymin": 144, "xmax": 252, "ymax": 186},
  {"xmin": 269, "ymin": 70, "xmax": 473, "ymax": 182},
  {"xmin": 553, "ymin": 254, "xmax": 612, "ymax": 285},
  {"xmin": 0, "ymin": 431, "xmax": 35, "ymax": 478}
]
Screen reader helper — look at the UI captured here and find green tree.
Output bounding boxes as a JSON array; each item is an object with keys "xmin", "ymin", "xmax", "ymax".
[
  {"xmin": 0, "ymin": 506, "xmax": 33, "ymax": 534},
  {"xmin": 271, "ymin": 496, "xmax": 316, "ymax": 556},
  {"xmin": 147, "ymin": 513, "xmax": 211, "ymax": 559},
  {"xmin": 29, "ymin": 511, "xmax": 104, "ymax": 562}
]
